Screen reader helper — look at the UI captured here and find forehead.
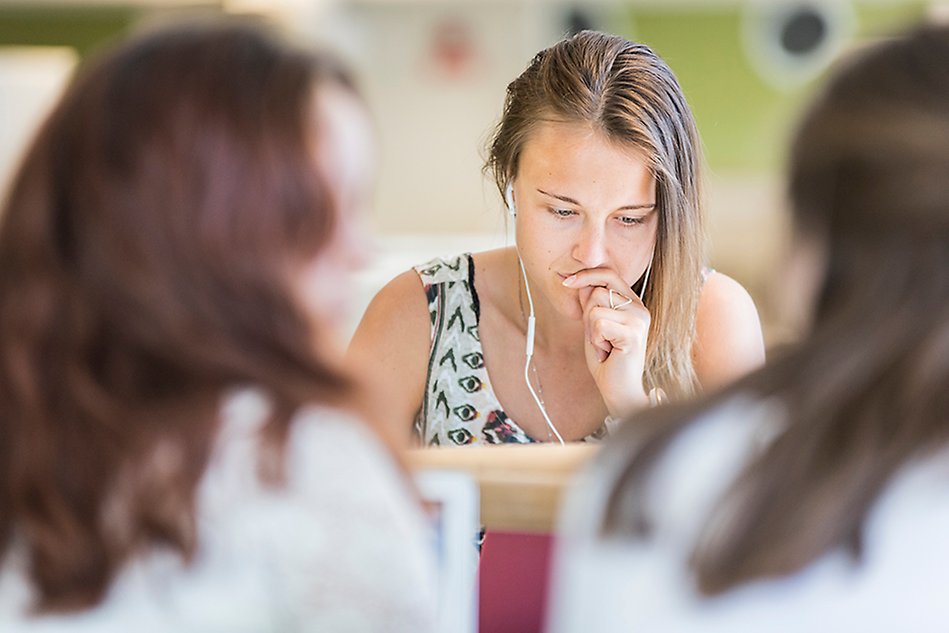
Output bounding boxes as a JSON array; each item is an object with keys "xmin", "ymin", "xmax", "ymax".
[{"xmin": 517, "ymin": 120, "xmax": 654, "ymax": 196}]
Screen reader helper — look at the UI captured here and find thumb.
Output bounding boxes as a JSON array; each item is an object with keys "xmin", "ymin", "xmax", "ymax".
[{"xmin": 584, "ymin": 335, "xmax": 607, "ymax": 368}]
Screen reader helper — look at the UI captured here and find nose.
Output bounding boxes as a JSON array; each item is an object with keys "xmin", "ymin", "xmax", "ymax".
[{"xmin": 571, "ymin": 220, "xmax": 608, "ymax": 268}]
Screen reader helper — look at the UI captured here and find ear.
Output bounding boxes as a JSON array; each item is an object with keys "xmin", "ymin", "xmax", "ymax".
[{"xmin": 505, "ymin": 182, "xmax": 516, "ymax": 217}]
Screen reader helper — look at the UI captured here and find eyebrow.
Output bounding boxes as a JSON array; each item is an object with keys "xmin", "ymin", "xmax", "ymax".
[{"xmin": 536, "ymin": 188, "xmax": 656, "ymax": 211}]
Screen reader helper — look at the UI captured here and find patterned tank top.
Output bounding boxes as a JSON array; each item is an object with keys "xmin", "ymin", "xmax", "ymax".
[{"xmin": 413, "ymin": 253, "xmax": 608, "ymax": 446}]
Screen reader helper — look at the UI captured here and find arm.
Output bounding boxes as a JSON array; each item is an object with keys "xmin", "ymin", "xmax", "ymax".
[
  {"xmin": 692, "ymin": 271, "xmax": 765, "ymax": 392},
  {"xmin": 347, "ymin": 269, "xmax": 432, "ymax": 447}
]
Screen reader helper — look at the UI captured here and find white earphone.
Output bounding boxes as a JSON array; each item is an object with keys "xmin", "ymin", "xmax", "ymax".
[
  {"xmin": 637, "ymin": 254, "xmax": 653, "ymax": 301},
  {"xmin": 505, "ymin": 182, "xmax": 516, "ymax": 218},
  {"xmin": 517, "ymin": 257, "xmax": 565, "ymax": 445}
]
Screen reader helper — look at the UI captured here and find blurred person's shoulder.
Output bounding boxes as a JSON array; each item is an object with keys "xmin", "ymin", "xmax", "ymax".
[
  {"xmin": 213, "ymin": 388, "xmax": 419, "ymax": 508},
  {"xmin": 562, "ymin": 393, "xmax": 786, "ymax": 543},
  {"xmin": 0, "ymin": 389, "xmax": 438, "ymax": 632},
  {"xmin": 209, "ymin": 388, "xmax": 439, "ymax": 631}
]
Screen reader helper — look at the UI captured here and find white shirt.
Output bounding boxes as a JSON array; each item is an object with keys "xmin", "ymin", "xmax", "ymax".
[
  {"xmin": 0, "ymin": 389, "xmax": 438, "ymax": 633},
  {"xmin": 549, "ymin": 395, "xmax": 949, "ymax": 632}
]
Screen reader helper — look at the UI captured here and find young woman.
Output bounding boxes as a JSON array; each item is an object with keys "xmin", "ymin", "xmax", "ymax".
[
  {"xmin": 350, "ymin": 30, "xmax": 764, "ymax": 446},
  {"xmin": 0, "ymin": 20, "xmax": 436, "ymax": 631},
  {"xmin": 549, "ymin": 23, "xmax": 949, "ymax": 631}
]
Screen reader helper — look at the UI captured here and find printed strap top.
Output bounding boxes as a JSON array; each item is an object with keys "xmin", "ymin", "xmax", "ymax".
[{"xmin": 412, "ymin": 253, "xmax": 608, "ymax": 446}]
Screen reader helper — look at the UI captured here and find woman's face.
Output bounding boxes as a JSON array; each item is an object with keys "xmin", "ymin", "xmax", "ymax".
[
  {"xmin": 296, "ymin": 85, "xmax": 375, "ymax": 339},
  {"xmin": 512, "ymin": 120, "xmax": 658, "ymax": 320}
]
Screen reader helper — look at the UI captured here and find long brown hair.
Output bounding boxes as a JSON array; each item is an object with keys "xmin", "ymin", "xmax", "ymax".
[
  {"xmin": 485, "ymin": 30, "xmax": 705, "ymax": 399},
  {"xmin": 0, "ymin": 20, "xmax": 357, "ymax": 612},
  {"xmin": 600, "ymin": 24, "xmax": 949, "ymax": 595}
]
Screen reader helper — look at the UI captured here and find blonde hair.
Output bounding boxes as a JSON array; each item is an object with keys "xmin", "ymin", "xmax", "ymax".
[{"xmin": 486, "ymin": 30, "xmax": 705, "ymax": 398}]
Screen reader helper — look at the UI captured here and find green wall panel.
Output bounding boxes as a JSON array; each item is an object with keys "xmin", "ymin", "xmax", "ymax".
[
  {"xmin": 615, "ymin": 2, "xmax": 928, "ymax": 172},
  {"xmin": 0, "ymin": 7, "xmax": 141, "ymax": 58}
]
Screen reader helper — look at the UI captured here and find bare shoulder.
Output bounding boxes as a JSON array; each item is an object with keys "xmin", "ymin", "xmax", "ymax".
[
  {"xmin": 692, "ymin": 271, "xmax": 765, "ymax": 391},
  {"xmin": 356, "ymin": 268, "xmax": 431, "ymax": 332},
  {"xmin": 698, "ymin": 271, "xmax": 759, "ymax": 322},
  {"xmin": 347, "ymin": 268, "xmax": 431, "ymax": 445},
  {"xmin": 469, "ymin": 246, "xmax": 518, "ymax": 312}
]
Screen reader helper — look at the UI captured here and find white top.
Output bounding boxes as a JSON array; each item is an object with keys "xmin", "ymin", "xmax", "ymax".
[
  {"xmin": 0, "ymin": 389, "xmax": 438, "ymax": 633},
  {"xmin": 549, "ymin": 395, "xmax": 949, "ymax": 633}
]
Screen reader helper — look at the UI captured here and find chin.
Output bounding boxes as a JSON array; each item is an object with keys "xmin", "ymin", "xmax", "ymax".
[{"xmin": 555, "ymin": 298, "xmax": 584, "ymax": 321}]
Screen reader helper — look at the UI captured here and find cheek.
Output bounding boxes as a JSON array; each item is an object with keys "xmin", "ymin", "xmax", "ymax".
[
  {"xmin": 296, "ymin": 232, "xmax": 362, "ymax": 328},
  {"xmin": 297, "ymin": 259, "xmax": 345, "ymax": 325},
  {"xmin": 614, "ymin": 232, "xmax": 657, "ymax": 285},
  {"xmin": 517, "ymin": 215, "xmax": 567, "ymax": 258},
  {"xmin": 515, "ymin": 218, "xmax": 545, "ymax": 261}
]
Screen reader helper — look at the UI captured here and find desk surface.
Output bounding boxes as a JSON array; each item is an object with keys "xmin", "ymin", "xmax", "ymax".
[{"xmin": 407, "ymin": 444, "xmax": 600, "ymax": 532}]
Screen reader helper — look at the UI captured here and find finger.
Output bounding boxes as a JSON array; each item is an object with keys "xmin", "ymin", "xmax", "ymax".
[
  {"xmin": 580, "ymin": 285, "xmax": 597, "ymax": 342},
  {"xmin": 587, "ymin": 306, "xmax": 650, "ymax": 353},
  {"xmin": 563, "ymin": 267, "xmax": 635, "ymax": 293},
  {"xmin": 583, "ymin": 300, "xmax": 650, "ymax": 345},
  {"xmin": 584, "ymin": 335, "xmax": 607, "ymax": 367},
  {"xmin": 586, "ymin": 286, "xmax": 612, "ymax": 311},
  {"xmin": 577, "ymin": 284, "xmax": 597, "ymax": 310},
  {"xmin": 609, "ymin": 289, "xmax": 635, "ymax": 310},
  {"xmin": 590, "ymin": 313, "xmax": 648, "ymax": 354},
  {"xmin": 582, "ymin": 300, "xmax": 641, "ymax": 350},
  {"xmin": 584, "ymin": 333, "xmax": 609, "ymax": 363},
  {"xmin": 584, "ymin": 306, "xmax": 615, "ymax": 356},
  {"xmin": 586, "ymin": 304, "xmax": 651, "ymax": 328},
  {"xmin": 569, "ymin": 270, "xmax": 643, "ymax": 312},
  {"xmin": 585, "ymin": 286, "xmax": 644, "ymax": 312}
]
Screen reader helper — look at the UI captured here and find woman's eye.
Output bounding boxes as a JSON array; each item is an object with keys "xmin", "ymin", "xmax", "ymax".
[
  {"xmin": 618, "ymin": 215, "xmax": 645, "ymax": 226},
  {"xmin": 550, "ymin": 208, "xmax": 576, "ymax": 218}
]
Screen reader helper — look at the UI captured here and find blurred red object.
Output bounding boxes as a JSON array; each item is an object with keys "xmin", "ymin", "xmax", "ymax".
[{"xmin": 479, "ymin": 531, "xmax": 555, "ymax": 633}]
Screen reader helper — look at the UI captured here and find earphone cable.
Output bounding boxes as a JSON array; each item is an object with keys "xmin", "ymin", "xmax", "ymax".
[{"xmin": 518, "ymin": 255, "xmax": 565, "ymax": 445}]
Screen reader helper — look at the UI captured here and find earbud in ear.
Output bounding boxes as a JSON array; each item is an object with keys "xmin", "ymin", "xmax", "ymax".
[{"xmin": 505, "ymin": 182, "xmax": 516, "ymax": 217}]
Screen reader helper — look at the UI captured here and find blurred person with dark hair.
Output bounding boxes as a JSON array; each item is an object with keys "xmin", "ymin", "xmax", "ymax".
[
  {"xmin": 0, "ymin": 20, "xmax": 436, "ymax": 632},
  {"xmin": 549, "ymin": 24, "xmax": 949, "ymax": 632}
]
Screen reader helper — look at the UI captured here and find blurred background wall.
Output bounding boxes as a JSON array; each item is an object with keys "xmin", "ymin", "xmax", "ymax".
[{"xmin": 0, "ymin": 0, "xmax": 940, "ymax": 344}]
